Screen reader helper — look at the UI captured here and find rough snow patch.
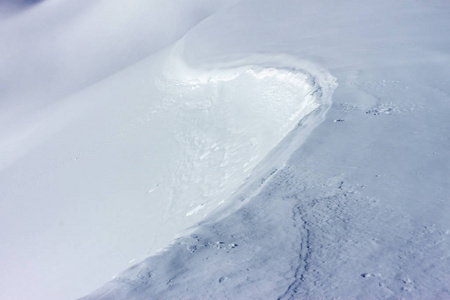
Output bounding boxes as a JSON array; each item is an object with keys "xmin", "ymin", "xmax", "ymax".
[{"xmin": 154, "ymin": 45, "xmax": 337, "ymax": 220}]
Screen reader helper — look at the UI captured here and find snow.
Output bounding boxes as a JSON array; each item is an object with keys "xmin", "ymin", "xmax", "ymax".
[{"xmin": 1, "ymin": 0, "xmax": 450, "ymax": 299}]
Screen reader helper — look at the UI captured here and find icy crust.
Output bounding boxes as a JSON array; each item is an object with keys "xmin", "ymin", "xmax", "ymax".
[
  {"xmin": 80, "ymin": 51, "xmax": 337, "ymax": 299},
  {"xmin": 153, "ymin": 48, "xmax": 337, "ymax": 221}
]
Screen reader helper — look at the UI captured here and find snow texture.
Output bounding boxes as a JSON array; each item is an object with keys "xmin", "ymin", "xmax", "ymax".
[{"xmin": 1, "ymin": 0, "xmax": 450, "ymax": 300}]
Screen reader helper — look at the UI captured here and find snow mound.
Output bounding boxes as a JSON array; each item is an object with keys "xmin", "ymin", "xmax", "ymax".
[
  {"xmin": 79, "ymin": 49, "xmax": 337, "ymax": 299},
  {"xmin": 153, "ymin": 48, "xmax": 336, "ymax": 220},
  {"xmin": 0, "ymin": 40, "xmax": 336, "ymax": 300}
]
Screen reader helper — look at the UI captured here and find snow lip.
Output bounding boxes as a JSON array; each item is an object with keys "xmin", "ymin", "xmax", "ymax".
[
  {"xmin": 80, "ymin": 46, "xmax": 337, "ymax": 300},
  {"xmin": 163, "ymin": 43, "xmax": 338, "ymax": 224},
  {"xmin": 155, "ymin": 42, "xmax": 337, "ymax": 222}
]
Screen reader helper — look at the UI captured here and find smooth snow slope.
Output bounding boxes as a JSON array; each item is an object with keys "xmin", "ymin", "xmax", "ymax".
[
  {"xmin": 1, "ymin": 1, "xmax": 246, "ymax": 299},
  {"xmin": 0, "ymin": 0, "xmax": 239, "ymax": 172},
  {"xmin": 82, "ymin": 0, "xmax": 450, "ymax": 299},
  {"xmin": 1, "ymin": 1, "xmax": 334, "ymax": 300},
  {"xmin": 0, "ymin": 48, "xmax": 331, "ymax": 300}
]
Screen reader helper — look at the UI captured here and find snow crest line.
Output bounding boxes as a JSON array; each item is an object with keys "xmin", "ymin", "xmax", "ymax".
[
  {"xmin": 154, "ymin": 45, "xmax": 337, "ymax": 223},
  {"xmin": 80, "ymin": 50, "xmax": 337, "ymax": 299}
]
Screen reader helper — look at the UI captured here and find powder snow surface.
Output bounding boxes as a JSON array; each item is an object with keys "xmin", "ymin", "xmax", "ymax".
[{"xmin": 1, "ymin": 0, "xmax": 450, "ymax": 300}]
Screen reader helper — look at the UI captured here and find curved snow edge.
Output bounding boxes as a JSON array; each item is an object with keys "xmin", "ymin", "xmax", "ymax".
[
  {"xmin": 154, "ymin": 43, "xmax": 338, "ymax": 221},
  {"xmin": 164, "ymin": 43, "xmax": 338, "ymax": 224},
  {"xmin": 79, "ymin": 48, "xmax": 337, "ymax": 299}
]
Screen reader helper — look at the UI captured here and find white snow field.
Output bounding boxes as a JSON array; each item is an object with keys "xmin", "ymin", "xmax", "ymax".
[{"xmin": 1, "ymin": 0, "xmax": 450, "ymax": 299}]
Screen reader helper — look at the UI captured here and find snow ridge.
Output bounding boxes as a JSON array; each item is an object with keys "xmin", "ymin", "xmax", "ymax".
[
  {"xmin": 277, "ymin": 199, "xmax": 312, "ymax": 300},
  {"xmin": 150, "ymin": 46, "xmax": 337, "ymax": 222},
  {"xmin": 80, "ymin": 51, "xmax": 337, "ymax": 300}
]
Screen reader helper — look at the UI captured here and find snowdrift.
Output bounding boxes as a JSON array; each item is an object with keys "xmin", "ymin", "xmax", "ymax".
[{"xmin": 0, "ymin": 33, "xmax": 335, "ymax": 300}]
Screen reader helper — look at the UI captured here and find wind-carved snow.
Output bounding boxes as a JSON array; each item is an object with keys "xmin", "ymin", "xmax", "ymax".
[
  {"xmin": 150, "ymin": 49, "xmax": 335, "ymax": 221},
  {"xmin": 0, "ymin": 39, "xmax": 336, "ymax": 300},
  {"xmin": 81, "ymin": 50, "xmax": 337, "ymax": 299},
  {"xmin": 3, "ymin": 1, "xmax": 450, "ymax": 299}
]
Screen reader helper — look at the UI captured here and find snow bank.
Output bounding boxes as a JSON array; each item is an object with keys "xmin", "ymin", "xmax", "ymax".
[
  {"xmin": 155, "ymin": 44, "xmax": 336, "ymax": 221},
  {"xmin": 81, "ymin": 0, "xmax": 450, "ymax": 299},
  {"xmin": 79, "ymin": 45, "xmax": 337, "ymax": 299},
  {"xmin": 0, "ymin": 31, "xmax": 335, "ymax": 300}
]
